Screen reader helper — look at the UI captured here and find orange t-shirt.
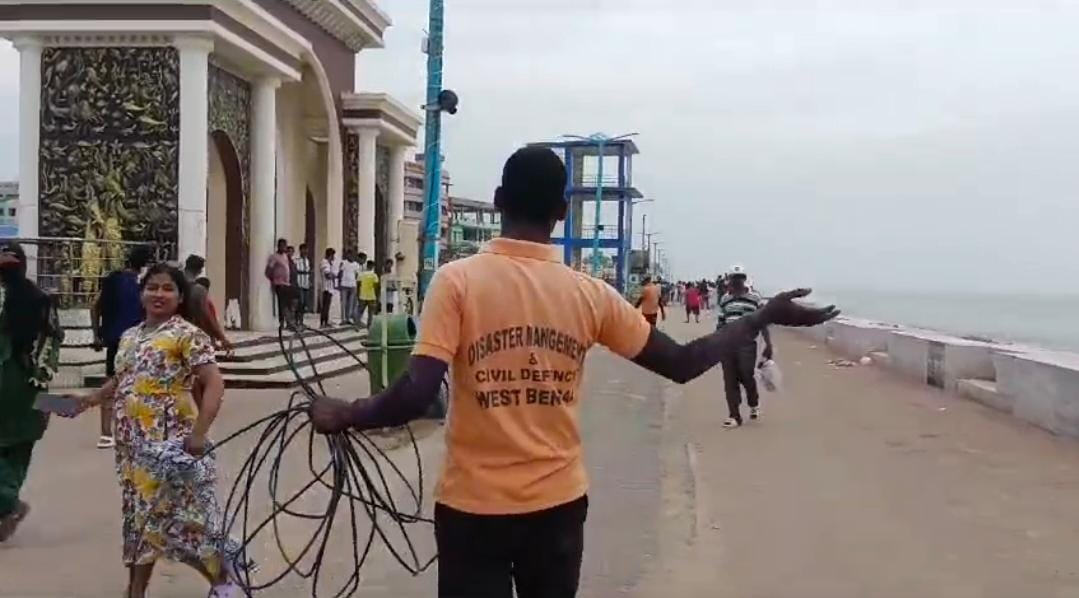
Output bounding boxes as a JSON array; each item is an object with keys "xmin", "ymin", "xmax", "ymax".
[
  {"xmin": 414, "ymin": 238, "xmax": 653, "ymax": 515},
  {"xmin": 639, "ymin": 283, "xmax": 661, "ymax": 315}
]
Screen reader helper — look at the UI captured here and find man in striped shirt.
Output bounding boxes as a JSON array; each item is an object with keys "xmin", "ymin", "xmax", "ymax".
[{"xmin": 717, "ymin": 265, "xmax": 773, "ymax": 427}]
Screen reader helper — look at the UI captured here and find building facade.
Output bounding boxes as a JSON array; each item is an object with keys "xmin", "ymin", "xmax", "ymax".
[
  {"xmin": 0, "ymin": 181, "xmax": 17, "ymax": 237},
  {"xmin": 447, "ymin": 196, "xmax": 499, "ymax": 261},
  {"xmin": 0, "ymin": 0, "xmax": 420, "ymax": 330}
]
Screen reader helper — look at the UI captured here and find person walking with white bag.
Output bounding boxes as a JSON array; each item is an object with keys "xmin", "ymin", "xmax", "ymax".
[{"xmin": 717, "ymin": 265, "xmax": 774, "ymax": 427}]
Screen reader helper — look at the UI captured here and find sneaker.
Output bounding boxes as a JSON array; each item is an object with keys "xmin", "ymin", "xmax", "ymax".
[
  {"xmin": 723, "ymin": 418, "xmax": 741, "ymax": 428},
  {"xmin": 96, "ymin": 435, "xmax": 116, "ymax": 449},
  {"xmin": 750, "ymin": 407, "xmax": 761, "ymax": 420}
]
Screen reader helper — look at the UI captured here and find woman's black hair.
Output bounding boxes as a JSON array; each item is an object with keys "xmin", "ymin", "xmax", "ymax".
[
  {"xmin": 0, "ymin": 242, "xmax": 54, "ymax": 360},
  {"xmin": 139, "ymin": 263, "xmax": 193, "ymax": 321}
]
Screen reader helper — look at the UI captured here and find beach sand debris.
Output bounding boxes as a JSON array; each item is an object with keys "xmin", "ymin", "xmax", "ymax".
[{"xmin": 827, "ymin": 359, "xmax": 859, "ymax": 368}]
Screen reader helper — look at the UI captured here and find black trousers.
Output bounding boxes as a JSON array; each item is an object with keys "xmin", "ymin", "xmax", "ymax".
[
  {"xmin": 319, "ymin": 290, "xmax": 333, "ymax": 326},
  {"xmin": 105, "ymin": 340, "xmax": 121, "ymax": 377},
  {"xmin": 721, "ymin": 341, "xmax": 759, "ymax": 422},
  {"xmin": 435, "ymin": 495, "xmax": 588, "ymax": 598}
]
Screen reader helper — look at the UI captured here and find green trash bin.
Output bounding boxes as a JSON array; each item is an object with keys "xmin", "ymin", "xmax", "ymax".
[{"xmin": 363, "ymin": 313, "xmax": 417, "ymax": 394}]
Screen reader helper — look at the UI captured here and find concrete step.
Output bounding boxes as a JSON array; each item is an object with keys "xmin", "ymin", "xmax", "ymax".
[
  {"xmin": 958, "ymin": 378, "xmax": 1007, "ymax": 412},
  {"xmin": 219, "ymin": 337, "xmax": 368, "ymax": 377},
  {"xmin": 226, "ymin": 353, "xmax": 369, "ymax": 389},
  {"xmin": 82, "ymin": 327, "xmax": 372, "ymax": 390},
  {"xmin": 221, "ymin": 327, "xmax": 367, "ymax": 363}
]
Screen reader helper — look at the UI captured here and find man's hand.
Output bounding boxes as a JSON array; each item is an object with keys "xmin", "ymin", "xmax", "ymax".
[
  {"xmin": 309, "ymin": 397, "xmax": 355, "ymax": 434},
  {"xmin": 758, "ymin": 289, "xmax": 839, "ymax": 327}
]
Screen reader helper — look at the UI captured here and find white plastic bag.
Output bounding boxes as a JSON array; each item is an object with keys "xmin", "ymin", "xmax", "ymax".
[{"xmin": 757, "ymin": 359, "xmax": 783, "ymax": 393}]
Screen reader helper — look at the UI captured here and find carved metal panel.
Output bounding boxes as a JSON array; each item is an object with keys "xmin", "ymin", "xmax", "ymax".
[
  {"xmin": 343, "ymin": 130, "xmax": 358, "ymax": 252},
  {"xmin": 39, "ymin": 46, "xmax": 180, "ymax": 251}
]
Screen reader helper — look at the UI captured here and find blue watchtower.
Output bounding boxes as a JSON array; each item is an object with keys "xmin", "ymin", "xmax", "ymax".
[{"xmin": 528, "ymin": 138, "xmax": 643, "ymax": 294}]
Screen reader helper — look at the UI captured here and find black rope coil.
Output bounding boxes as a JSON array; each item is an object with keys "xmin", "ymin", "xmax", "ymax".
[{"xmin": 205, "ymin": 323, "xmax": 437, "ymax": 597}]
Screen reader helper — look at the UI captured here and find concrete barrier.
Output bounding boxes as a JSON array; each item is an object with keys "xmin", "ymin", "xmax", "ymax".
[
  {"xmin": 825, "ymin": 318, "xmax": 898, "ymax": 360},
  {"xmin": 886, "ymin": 329, "xmax": 997, "ymax": 393},
  {"xmin": 790, "ymin": 311, "xmax": 1079, "ymax": 441},
  {"xmin": 994, "ymin": 350, "xmax": 1079, "ymax": 438}
]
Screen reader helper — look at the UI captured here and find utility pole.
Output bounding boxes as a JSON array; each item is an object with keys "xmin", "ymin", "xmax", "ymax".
[
  {"xmin": 641, "ymin": 213, "xmax": 647, "ymax": 251},
  {"xmin": 419, "ymin": 0, "xmax": 457, "ymax": 301}
]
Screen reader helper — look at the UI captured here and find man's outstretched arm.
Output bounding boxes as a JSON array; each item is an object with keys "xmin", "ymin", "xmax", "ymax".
[
  {"xmin": 632, "ymin": 315, "xmax": 762, "ymax": 384},
  {"xmin": 630, "ymin": 289, "xmax": 837, "ymax": 385}
]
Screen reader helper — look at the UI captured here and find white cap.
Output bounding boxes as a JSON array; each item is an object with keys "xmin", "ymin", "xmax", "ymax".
[{"xmin": 729, "ymin": 264, "xmax": 748, "ymax": 277}]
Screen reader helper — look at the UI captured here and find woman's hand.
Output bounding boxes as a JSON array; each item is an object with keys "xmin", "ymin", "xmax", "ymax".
[{"xmin": 184, "ymin": 434, "xmax": 208, "ymax": 456}]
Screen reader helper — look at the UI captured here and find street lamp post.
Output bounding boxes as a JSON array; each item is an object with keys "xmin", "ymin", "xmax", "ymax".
[{"xmin": 563, "ymin": 132, "xmax": 638, "ymax": 277}]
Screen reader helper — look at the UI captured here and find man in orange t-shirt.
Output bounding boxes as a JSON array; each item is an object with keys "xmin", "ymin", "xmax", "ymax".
[
  {"xmin": 310, "ymin": 147, "xmax": 838, "ymax": 598},
  {"xmin": 635, "ymin": 276, "xmax": 665, "ymax": 326}
]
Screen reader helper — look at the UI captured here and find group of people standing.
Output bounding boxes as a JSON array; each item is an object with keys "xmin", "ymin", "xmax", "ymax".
[
  {"xmin": 316, "ymin": 247, "xmax": 398, "ymax": 329},
  {"xmin": 265, "ymin": 238, "xmax": 315, "ymax": 328}
]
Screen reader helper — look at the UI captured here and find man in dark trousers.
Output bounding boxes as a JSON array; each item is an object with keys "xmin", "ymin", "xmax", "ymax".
[
  {"xmin": 717, "ymin": 265, "xmax": 773, "ymax": 428},
  {"xmin": 91, "ymin": 245, "xmax": 152, "ymax": 448},
  {"xmin": 307, "ymin": 147, "xmax": 837, "ymax": 597}
]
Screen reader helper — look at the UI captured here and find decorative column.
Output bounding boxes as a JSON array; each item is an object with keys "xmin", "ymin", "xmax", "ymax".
[
  {"xmin": 387, "ymin": 145, "xmax": 408, "ymax": 258},
  {"xmin": 249, "ymin": 77, "xmax": 279, "ymax": 331},
  {"xmin": 175, "ymin": 37, "xmax": 213, "ymax": 261},
  {"xmin": 355, "ymin": 127, "xmax": 379, "ymax": 256},
  {"xmin": 14, "ymin": 37, "xmax": 41, "ymax": 272}
]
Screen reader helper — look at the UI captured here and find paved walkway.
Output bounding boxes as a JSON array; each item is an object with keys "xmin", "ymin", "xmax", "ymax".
[{"xmin": 5, "ymin": 321, "xmax": 1079, "ymax": 597}]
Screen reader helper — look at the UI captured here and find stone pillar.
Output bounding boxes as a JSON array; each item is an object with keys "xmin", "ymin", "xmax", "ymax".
[
  {"xmin": 387, "ymin": 145, "xmax": 408, "ymax": 258},
  {"xmin": 14, "ymin": 37, "xmax": 41, "ymax": 274},
  {"xmin": 175, "ymin": 37, "xmax": 213, "ymax": 261},
  {"xmin": 355, "ymin": 127, "xmax": 379, "ymax": 256},
  {"xmin": 249, "ymin": 77, "xmax": 279, "ymax": 331}
]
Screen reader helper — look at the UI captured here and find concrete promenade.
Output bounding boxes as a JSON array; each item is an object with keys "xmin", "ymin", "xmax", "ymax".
[{"xmin": 4, "ymin": 322, "xmax": 1079, "ymax": 596}]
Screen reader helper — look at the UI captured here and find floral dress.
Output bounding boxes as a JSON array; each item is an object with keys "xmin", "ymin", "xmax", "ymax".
[{"xmin": 112, "ymin": 315, "xmax": 233, "ymax": 575}]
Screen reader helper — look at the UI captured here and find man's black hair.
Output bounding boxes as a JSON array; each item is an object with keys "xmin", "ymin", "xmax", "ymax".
[
  {"xmin": 184, "ymin": 254, "xmax": 206, "ymax": 275},
  {"xmin": 494, "ymin": 146, "xmax": 567, "ymax": 222},
  {"xmin": 127, "ymin": 246, "xmax": 153, "ymax": 270}
]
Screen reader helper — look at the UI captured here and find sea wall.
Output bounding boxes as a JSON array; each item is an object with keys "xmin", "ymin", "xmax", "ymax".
[{"xmin": 793, "ymin": 316, "xmax": 1079, "ymax": 440}]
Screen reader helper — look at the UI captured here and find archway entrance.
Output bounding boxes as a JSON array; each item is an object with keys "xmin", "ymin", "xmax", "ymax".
[{"xmin": 208, "ymin": 131, "xmax": 248, "ymax": 328}]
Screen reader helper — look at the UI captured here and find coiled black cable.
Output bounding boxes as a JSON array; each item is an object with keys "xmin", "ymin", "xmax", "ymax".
[{"xmin": 204, "ymin": 322, "xmax": 437, "ymax": 597}]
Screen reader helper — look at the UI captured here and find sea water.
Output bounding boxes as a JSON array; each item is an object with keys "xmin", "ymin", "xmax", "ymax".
[{"xmin": 810, "ymin": 289, "xmax": 1079, "ymax": 353}]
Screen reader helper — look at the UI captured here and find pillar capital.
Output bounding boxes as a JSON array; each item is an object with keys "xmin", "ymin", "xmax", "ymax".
[
  {"xmin": 172, "ymin": 35, "xmax": 215, "ymax": 55},
  {"xmin": 254, "ymin": 76, "xmax": 282, "ymax": 91},
  {"xmin": 351, "ymin": 125, "xmax": 381, "ymax": 139},
  {"xmin": 11, "ymin": 36, "xmax": 43, "ymax": 52}
]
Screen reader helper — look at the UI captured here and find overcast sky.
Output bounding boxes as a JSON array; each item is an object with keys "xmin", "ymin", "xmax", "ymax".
[{"xmin": 3, "ymin": 0, "xmax": 1079, "ymax": 293}]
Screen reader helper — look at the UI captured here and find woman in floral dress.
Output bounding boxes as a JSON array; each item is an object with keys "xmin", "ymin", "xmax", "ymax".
[{"xmin": 76, "ymin": 264, "xmax": 238, "ymax": 598}]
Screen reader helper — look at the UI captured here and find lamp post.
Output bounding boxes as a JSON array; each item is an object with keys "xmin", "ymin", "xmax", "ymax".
[{"xmin": 562, "ymin": 132, "xmax": 638, "ymax": 277}]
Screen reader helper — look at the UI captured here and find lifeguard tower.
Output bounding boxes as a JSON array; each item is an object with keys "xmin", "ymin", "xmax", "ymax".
[{"xmin": 529, "ymin": 137, "xmax": 643, "ymax": 293}]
